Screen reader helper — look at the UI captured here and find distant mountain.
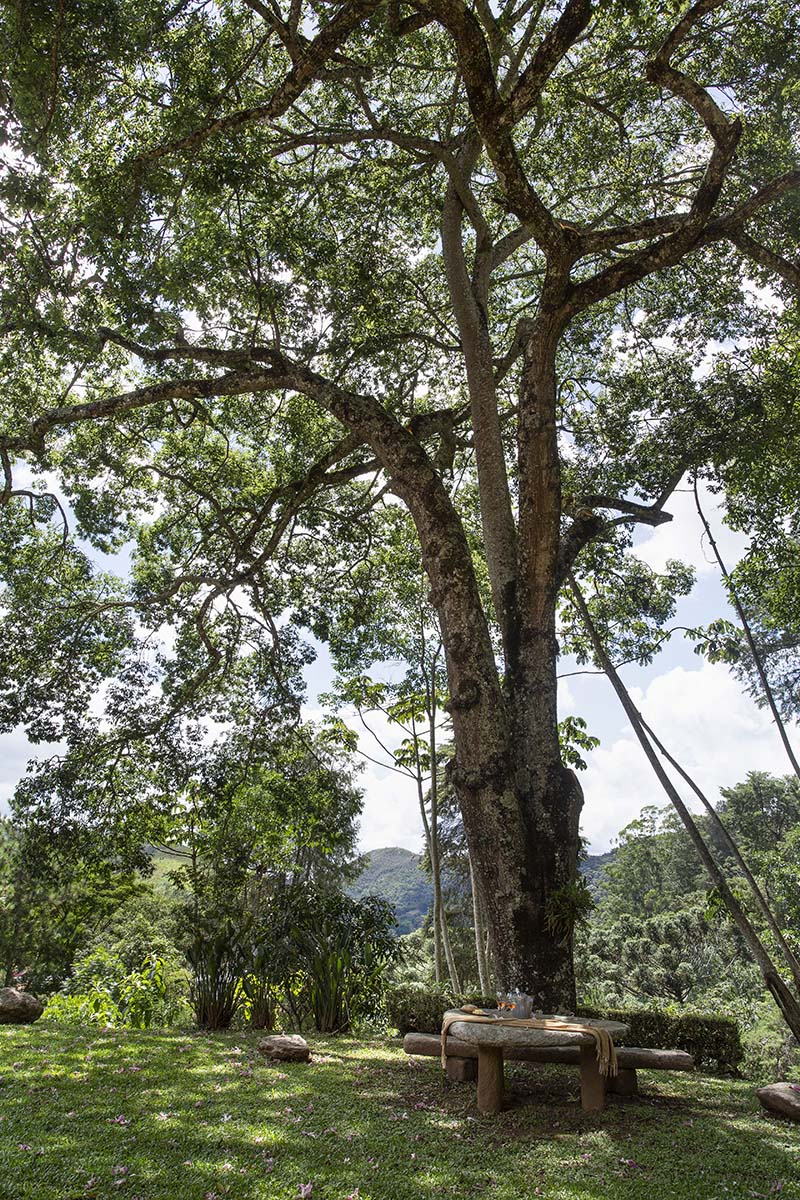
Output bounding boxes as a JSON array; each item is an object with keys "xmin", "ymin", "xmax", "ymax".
[
  {"xmin": 581, "ymin": 850, "xmax": 615, "ymax": 897},
  {"xmin": 348, "ymin": 847, "xmax": 432, "ymax": 934},
  {"xmin": 349, "ymin": 845, "xmax": 616, "ymax": 933}
]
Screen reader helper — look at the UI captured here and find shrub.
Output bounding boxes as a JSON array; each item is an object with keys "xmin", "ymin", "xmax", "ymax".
[
  {"xmin": 241, "ymin": 947, "xmax": 279, "ymax": 1031},
  {"xmin": 47, "ymin": 955, "xmax": 189, "ymax": 1028},
  {"xmin": 288, "ymin": 892, "xmax": 401, "ymax": 1034},
  {"xmin": 81, "ymin": 890, "xmax": 184, "ymax": 974},
  {"xmin": 384, "ymin": 987, "xmax": 743, "ymax": 1071},
  {"xmin": 71, "ymin": 946, "xmax": 128, "ymax": 996},
  {"xmin": 385, "ymin": 984, "xmax": 496, "ymax": 1035},
  {"xmin": 117, "ymin": 956, "xmax": 175, "ymax": 1029},
  {"xmin": 740, "ymin": 1001, "xmax": 800, "ymax": 1082},
  {"xmin": 187, "ymin": 920, "xmax": 245, "ymax": 1030},
  {"xmin": 45, "ymin": 989, "xmax": 121, "ymax": 1026},
  {"xmin": 577, "ymin": 1005, "xmax": 744, "ymax": 1072},
  {"xmin": 70, "ymin": 946, "xmax": 190, "ymax": 1028}
]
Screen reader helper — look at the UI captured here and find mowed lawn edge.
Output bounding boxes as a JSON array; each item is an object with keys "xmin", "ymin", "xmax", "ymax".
[{"xmin": 0, "ymin": 1024, "xmax": 796, "ymax": 1200}]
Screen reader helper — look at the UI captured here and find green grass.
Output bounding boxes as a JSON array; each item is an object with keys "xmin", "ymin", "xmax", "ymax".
[{"xmin": 0, "ymin": 1024, "xmax": 797, "ymax": 1200}]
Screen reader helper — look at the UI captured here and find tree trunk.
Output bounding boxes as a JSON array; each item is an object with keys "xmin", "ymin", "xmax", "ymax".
[
  {"xmin": 334, "ymin": 303, "xmax": 580, "ymax": 1007},
  {"xmin": 440, "ymin": 134, "xmax": 518, "ymax": 657},
  {"xmin": 441, "ymin": 316, "xmax": 581, "ymax": 1009},
  {"xmin": 483, "ymin": 313, "xmax": 581, "ymax": 1005},
  {"xmin": 415, "ymin": 772, "xmax": 443, "ymax": 983},
  {"xmin": 469, "ymin": 855, "xmax": 491, "ymax": 995},
  {"xmin": 427, "ymin": 699, "xmax": 461, "ymax": 992},
  {"xmin": 441, "ymin": 587, "xmax": 581, "ymax": 1007}
]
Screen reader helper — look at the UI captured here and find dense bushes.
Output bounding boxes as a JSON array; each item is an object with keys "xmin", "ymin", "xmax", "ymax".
[
  {"xmin": 46, "ymin": 954, "xmax": 190, "ymax": 1028},
  {"xmin": 740, "ymin": 1001, "xmax": 800, "ymax": 1081},
  {"xmin": 184, "ymin": 891, "xmax": 400, "ymax": 1032},
  {"xmin": 384, "ymin": 986, "xmax": 743, "ymax": 1072},
  {"xmin": 577, "ymin": 1005, "xmax": 743, "ymax": 1072},
  {"xmin": 187, "ymin": 920, "xmax": 245, "ymax": 1030},
  {"xmin": 41, "ymin": 873, "xmax": 400, "ymax": 1034},
  {"xmin": 288, "ymin": 893, "xmax": 401, "ymax": 1034},
  {"xmin": 385, "ymin": 984, "xmax": 496, "ymax": 1035}
]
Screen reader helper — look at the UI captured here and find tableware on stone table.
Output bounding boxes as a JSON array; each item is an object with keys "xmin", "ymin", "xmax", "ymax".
[{"xmin": 496, "ymin": 992, "xmax": 534, "ymax": 1019}]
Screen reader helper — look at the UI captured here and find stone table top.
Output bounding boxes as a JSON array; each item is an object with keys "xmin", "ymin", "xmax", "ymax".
[{"xmin": 442, "ymin": 1010, "xmax": 629, "ymax": 1050}]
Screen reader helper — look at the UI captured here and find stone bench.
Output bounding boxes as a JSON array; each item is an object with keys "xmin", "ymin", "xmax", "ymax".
[{"xmin": 402, "ymin": 1031, "xmax": 694, "ymax": 1098}]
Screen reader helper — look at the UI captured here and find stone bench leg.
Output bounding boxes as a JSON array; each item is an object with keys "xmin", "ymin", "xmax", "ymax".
[
  {"xmin": 579, "ymin": 1045, "xmax": 606, "ymax": 1113},
  {"xmin": 446, "ymin": 1055, "xmax": 477, "ymax": 1083},
  {"xmin": 607, "ymin": 1068, "xmax": 638, "ymax": 1097},
  {"xmin": 477, "ymin": 1045, "xmax": 505, "ymax": 1114}
]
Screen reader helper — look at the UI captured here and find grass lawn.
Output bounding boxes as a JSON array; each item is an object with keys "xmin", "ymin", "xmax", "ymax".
[{"xmin": 0, "ymin": 1023, "xmax": 797, "ymax": 1200}]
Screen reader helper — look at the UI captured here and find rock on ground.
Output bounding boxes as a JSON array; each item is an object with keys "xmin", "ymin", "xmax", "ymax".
[
  {"xmin": 257, "ymin": 1034, "xmax": 310, "ymax": 1062},
  {"xmin": 0, "ymin": 988, "xmax": 44, "ymax": 1024},
  {"xmin": 757, "ymin": 1082, "xmax": 800, "ymax": 1122}
]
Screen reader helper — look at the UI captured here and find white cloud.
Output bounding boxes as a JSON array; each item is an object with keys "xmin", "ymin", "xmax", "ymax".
[
  {"xmin": 303, "ymin": 655, "xmax": 799, "ymax": 861},
  {"xmin": 557, "ymin": 678, "xmax": 577, "ymax": 715},
  {"xmin": 0, "ymin": 729, "xmax": 42, "ymax": 813},
  {"xmin": 354, "ymin": 757, "xmax": 423, "ymax": 853},
  {"xmin": 302, "ymin": 702, "xmax": 425, "ymax": 854},
  {"xmin": 579, "ymin": 659, "xmax": 798, "ymax": 851},
  {"xmin": 634, "ymin": 479, "xmax": 748, "ymax": 576}
]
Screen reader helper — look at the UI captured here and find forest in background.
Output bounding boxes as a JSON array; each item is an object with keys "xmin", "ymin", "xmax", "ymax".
[{"xmin": 3, "ymin": 765, "xmax": 797, "ymax": 1081}]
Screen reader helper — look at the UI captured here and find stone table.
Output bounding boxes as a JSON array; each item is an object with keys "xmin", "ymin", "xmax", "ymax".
[{"xmin": 441, "ymin": 1010, "xmax": 629, "ymax": 1114}]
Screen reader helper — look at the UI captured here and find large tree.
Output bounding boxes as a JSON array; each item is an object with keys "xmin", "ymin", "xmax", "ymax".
[{"xmin": 0, "ymin": 0, "xmax": 798, "ymax": 1004}]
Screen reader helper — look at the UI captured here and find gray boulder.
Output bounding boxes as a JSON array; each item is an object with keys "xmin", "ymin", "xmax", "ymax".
[
  {"xmin": 0, "ymin": 987, "xmax": 43, "ymax": 1024},
  {"xmin": 757, "ymin": 1082, "xmax": 800, "ymax": 1122},
  {"xmin": 257, "ymin": 1034, "xmax": 310, "ymax": 1062}
]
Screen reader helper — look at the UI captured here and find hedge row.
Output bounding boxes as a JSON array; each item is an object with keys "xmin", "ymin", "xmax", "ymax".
[
  {"xmin": 385, "ymin": 985, "xmax": 495, "ymax": 1037},
  {"xmin": 385, "ymin": 985, "xmax": 743, "ymax": 1072},
  {"xmin": 577, "ymin": 1005, "xmax": 743, "ymax": 1072}
]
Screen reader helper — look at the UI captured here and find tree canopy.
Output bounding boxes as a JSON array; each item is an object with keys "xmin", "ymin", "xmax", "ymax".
[{"xmin": 0, "ymin": 0, "xmax": 798, "ymax": 1000}]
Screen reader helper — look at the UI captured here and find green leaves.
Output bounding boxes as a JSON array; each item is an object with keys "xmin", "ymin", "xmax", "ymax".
[
  {"xmin": 558, "ymin": 716, "xmax": 600, "ymax": 772},
  {"xmin": 545, "ymin": 878, "xmax": 595, "ymax": 940},
  {"xmin": 562, "ymin": 553, "xmax": 695, "ymax": 669},
  {"xmin": 685, "ymin": 618, "xmax": 742, "ymax": 665}
]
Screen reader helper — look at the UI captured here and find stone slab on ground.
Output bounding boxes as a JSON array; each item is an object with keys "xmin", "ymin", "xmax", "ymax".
[
  {"xmin": 0, "ymin": 988, "xmax": 43, "ymax": 1024},
  {"xmin": 757, "ymin": 1082, "xmax": 800, "ymax": 1122},
  {"xmin": 257, "ymin": 1034, "xmax": 310, "ymax": 1062}
]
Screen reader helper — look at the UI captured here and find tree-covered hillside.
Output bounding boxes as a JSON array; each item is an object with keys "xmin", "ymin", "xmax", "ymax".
[
  {"xmin": 348, "ymin": 848, "xmax": 433, "ymax": 935},
  {"xmin": 349, "ymin": 846, "xmax": 616, "ymax": 934},
  {"xmin": 581, "ymin": 851, "xmax": 616, "ymax": 898}
]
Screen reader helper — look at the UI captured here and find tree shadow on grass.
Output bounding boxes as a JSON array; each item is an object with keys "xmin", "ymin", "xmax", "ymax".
[{"xmin": 1, "ymin": 1029, "xmax": 797, "ymax": 1200}]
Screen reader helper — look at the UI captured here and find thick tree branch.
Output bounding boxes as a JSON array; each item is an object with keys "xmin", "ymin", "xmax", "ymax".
[
  {"xmin": 567, "ymin": 0, "xmax": 741, "ymax": 311},
  {"xmin": 506, "ymin": 0, "xmax": 592, "ymax": 126},
  {"xmin": 657, "ymin": 0, "xmax": 727, "ymax": 62},
  {"xmin": 578, "ymin": 494, "xmax": 675, "ymax": 526},
  {"xmin": 556, "ymin": 474, "xmax": 681, "ymax": 585},
  {"xmin": 581, "ymin": 213, "xmax": 688, "ymax": 254},
  {"xmin": 720, "ymin": 168, "xmax": 800, "ymax": 225},
  {"xmin": 136, "ymin": 0, "xmax": 381, "ymax": 162},
  {"xmin": 415, "ymin": 0, "xmax": 565, "ymax": 253},
  {"xmin": 0, "ymin": 371, "xmax": 293, "ymax": 456},
  {"xmin": 726, "ymin": 230, "xmax": 800, "ymax": 291},
  {"xmin": 556, "ymin": 510, "xmax": 606, "ymax": 586},
  {"xmin": 440, "ymin": 129, "xmax": 518, "ymax": 658},
  {"xmin": 491, "ymin": 222, "xmax": 538, "ymax": 270},
  {"xmin": 493, "ymin": 315, "xmax": 534, "ymax": 383},
  {"xmin": 583, "ymin": 168, "xmax": 800, "ymax": 258}
]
